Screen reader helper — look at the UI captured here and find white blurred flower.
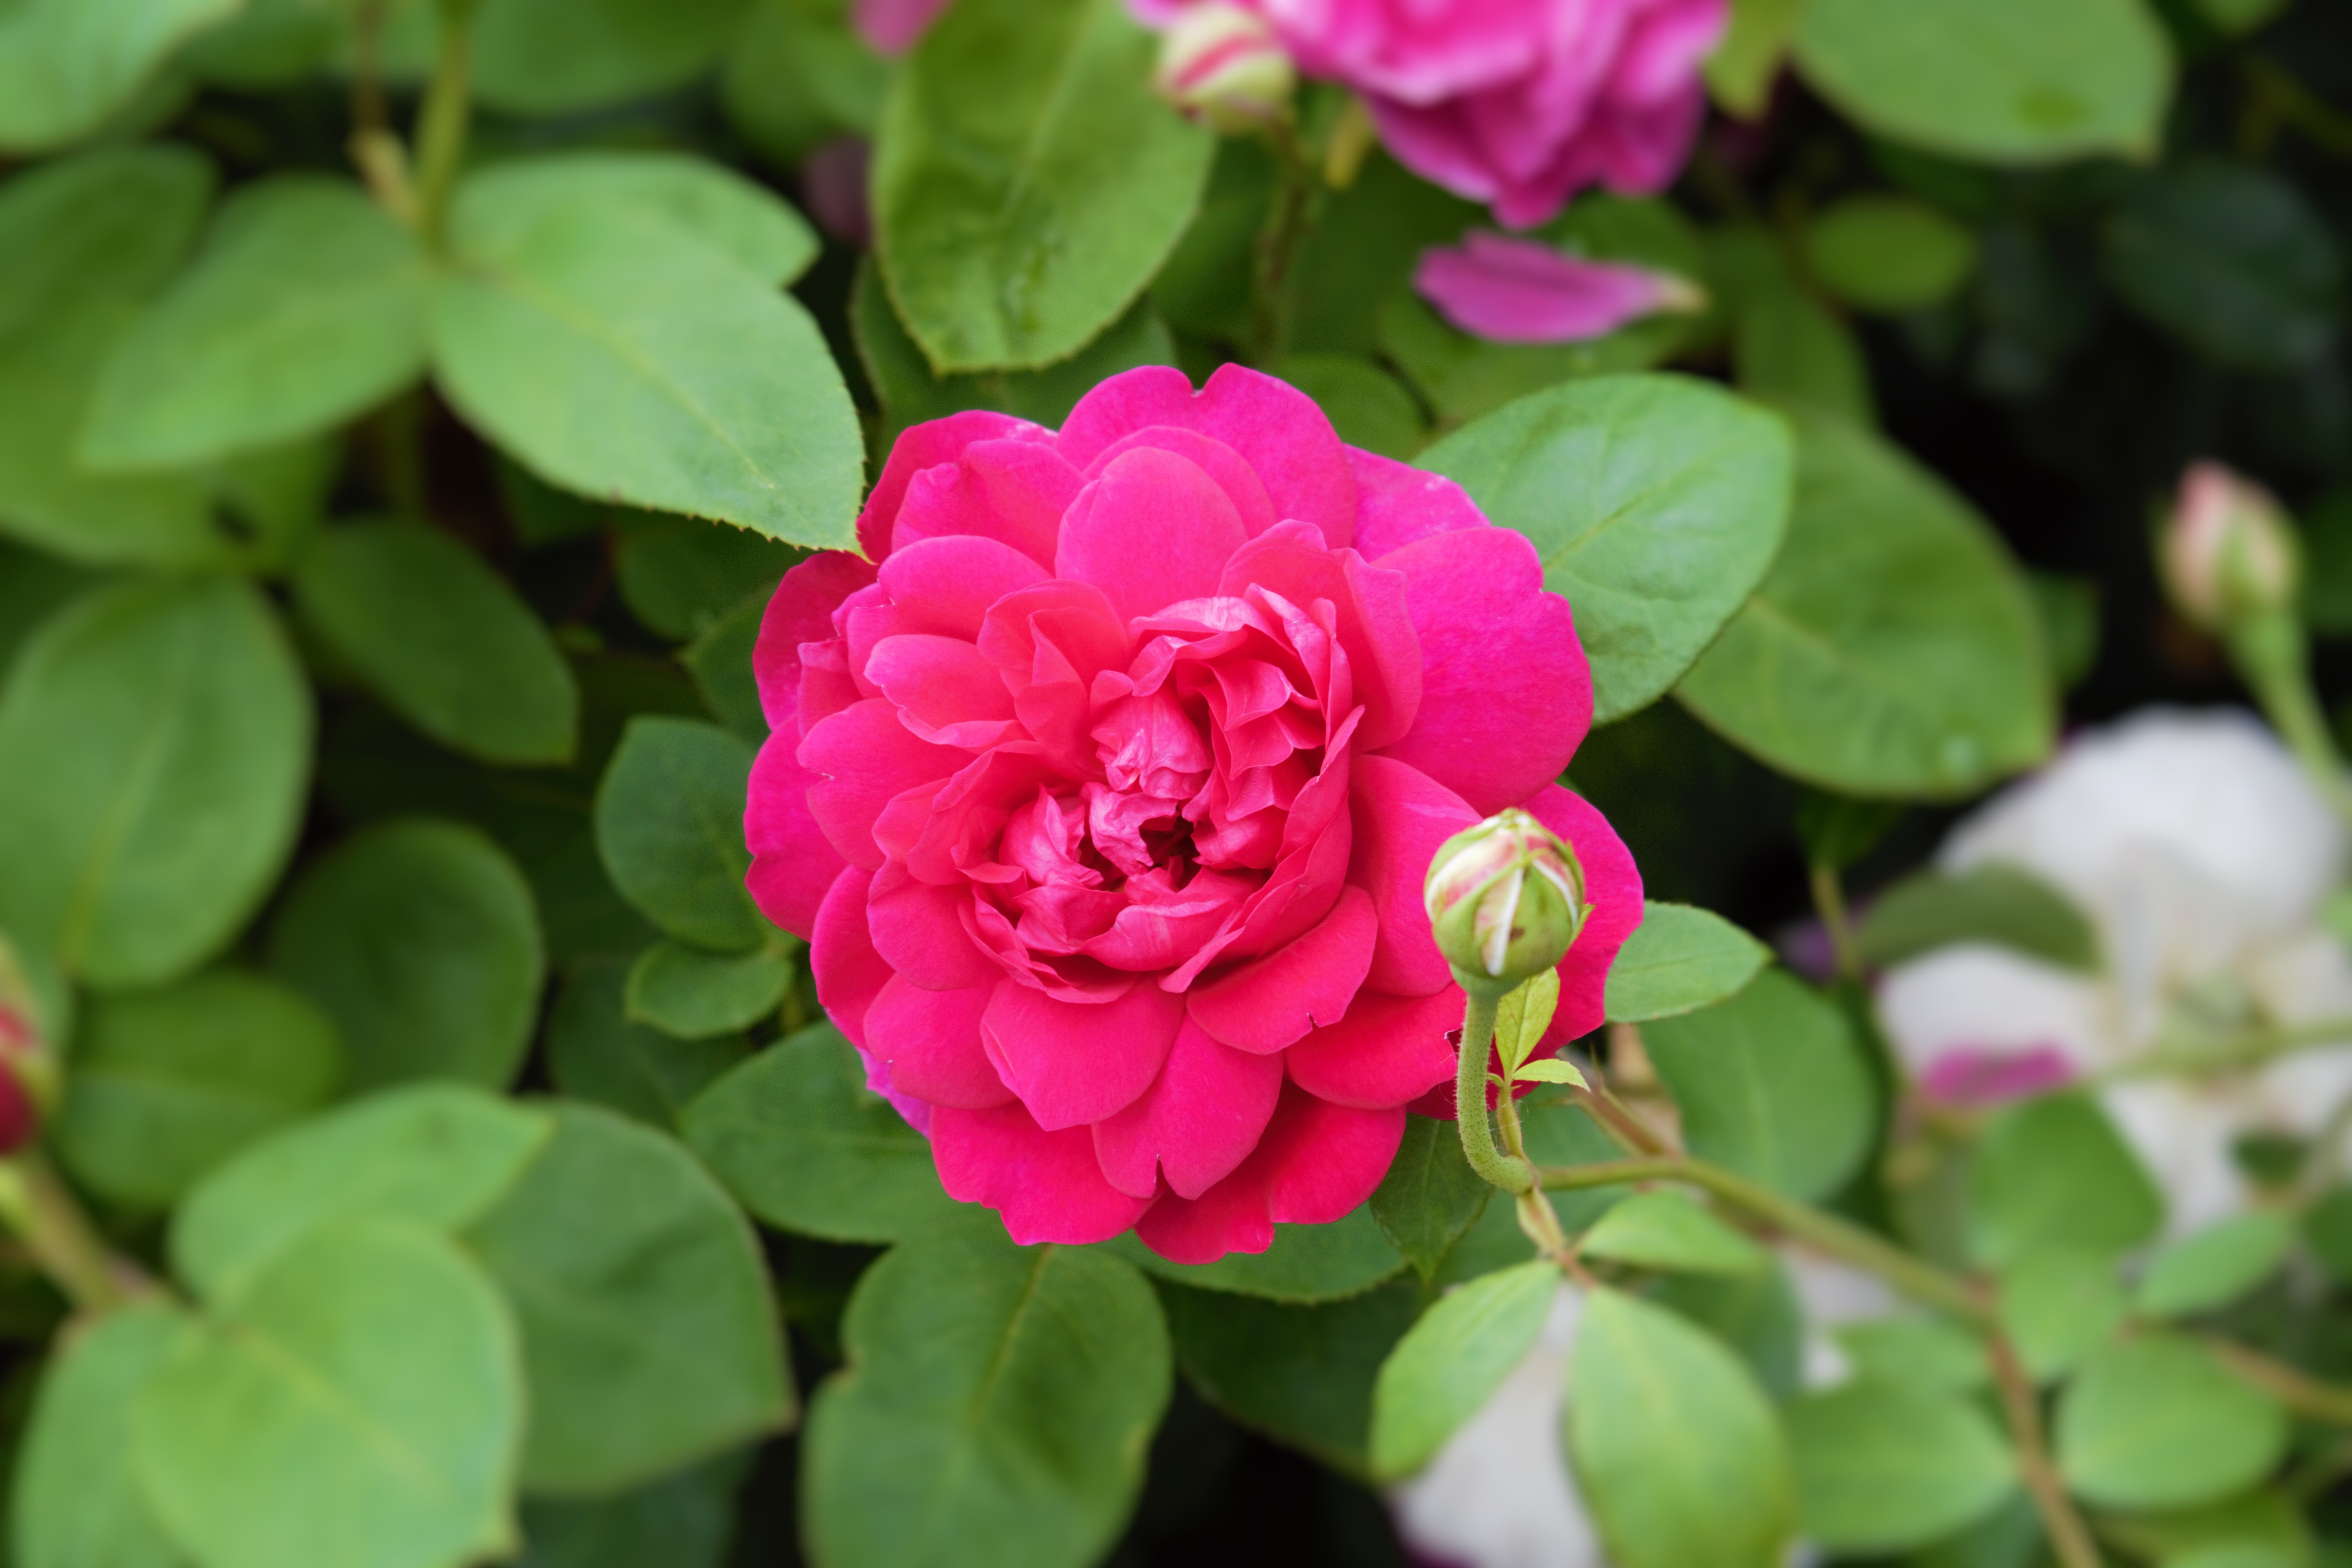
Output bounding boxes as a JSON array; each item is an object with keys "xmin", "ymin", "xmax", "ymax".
[{"xmin": 1875, "ymin": 707, "xmax": 2352, "ymax": 1232}]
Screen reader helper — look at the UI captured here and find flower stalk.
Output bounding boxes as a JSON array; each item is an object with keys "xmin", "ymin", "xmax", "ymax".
[
  {"xmin": 1454, "ymin": 988, "xmax": 1534, "ymax": 1194},
  {"xmin": 414, "ymin": 0, "xmax": 483, "ymax": 251}
]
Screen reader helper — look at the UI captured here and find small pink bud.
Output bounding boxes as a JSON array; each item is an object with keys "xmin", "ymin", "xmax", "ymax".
[
  {"xmin": 1154, "ymin": 3, "xmax": 1294, "ymax": 134},
  {"xmin": 2160, "ymin": 461, "xmax": 2299, "ymax": 632},
  {"xmin": 1425, "ymin": 808, "xmax": 1589, "ymax": 994}
]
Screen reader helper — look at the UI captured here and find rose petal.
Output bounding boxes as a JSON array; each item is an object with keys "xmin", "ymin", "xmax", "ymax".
[
  {"xmin": 1525, "ymin": 782, "xmax": 1645, "ymax": 1047},
  {"xmin": 1093, "ymin": 1018, "xmax": 1285, "ymax": 1200},
  {"xmin": 1415, "ymin": 231, "xmax": 1693, "ymax": 344},
  {"xmin": 1219, "ymin": 523, "xmax": 1422, "ymax": 752},
  {"xmin": 932, "ymin": 1102, "xmax": 1154, "ymax": 1245},
  {"xmin": 1285, "ymin": 986, "xmax": 1462, "ymax": 1109},
  {"xmin": 812, "ymin": 866, "xmax": 891, "ymax": 1048},
  {"xmin": 1056, "ymin": 447, "xmax": 1250, "ymax": 623},
  {"xmin": 867, "ymin": 862, "xmax": 1000, "ymax": 990},
  {"xmin": 1349, "ymin": 447, "xmax": 1489, "ymax": 560},
  {"xmin": 1083, "ymin": 425, "xmax": 1279, "ymax": 537},
  {"xmin": 745, "ymin": 739, "xmax": 847, "ymax": 939},
  {"xmin": 1132, "ymin": 1083, "xmax": 1406, "ymax": 1263},
  {"xmin": 982, "ymin": 978, "xmax": 1185, "ymax": 1129},
  {"xmin": 1376, "ymin": 526, "xmax": 1590, "ymax": 813},
  {"xmin": 889, "ymin": 438, "xmax": 1087, "ymax": 568},
  {"xmin": 858, "ymin": 410, "xmax": 1050, "ymax": 561},
  {"xmin": 866, "ymin": 976, "xmax": 1010, "ymax": 1109},
  {"xmin": 798, "ymin": 698, "xmax": 967, "ymax": 871},
  {"xmin": 852, "ymin": 0, "xmax": 951, "ymax": 54},
  {"xmin": 877, "ymin": 534, "xmax": 1050, "ymax": 639},
  {"xmin": 864, "ymin": 633, "xmax": 1018, "ymax": 736},
  {"xmin": 1347, "ymin": 754, "xmax": 1480, "ymax": 995},
  {"xmin": 754, "ymin": 552, "xmax": 877, "ymax": 734},
  {"xmin": 1187, "ymin": 886, "xmax": 1378, "ymax": 1053}
]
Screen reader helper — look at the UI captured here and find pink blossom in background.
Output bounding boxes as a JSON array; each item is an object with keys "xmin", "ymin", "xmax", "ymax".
[
  {"xmin": 852, "ymin": 0, "xmax": 952, "ymax": 54},
  {"xmin": 745, "ymin": 364, "xmax": 1641, "ymax": 1262},
  {"xmin": 799, "ymin": 136, "xmax": 873, "ymax": 247},
  {"xmin": 1916, "ymin": 1044, "xmax": 2079, "ymax": 1110},
  {"xmin": 1134, "ymin": 0, "xmax": 1727, "ymax": 227},
  {"xmin": 1414, "ymin": 230, "xmax": 1701, "ymax": 343}
]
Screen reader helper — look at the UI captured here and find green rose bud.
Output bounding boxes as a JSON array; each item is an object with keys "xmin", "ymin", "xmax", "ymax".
[
  {"xmin": 2159, "ymin": 461, "xmax": 2300, "ymax": 633},
  {"xmin": 1423, "ymin": 808, "xmax": 1590, "ymax": 996}
]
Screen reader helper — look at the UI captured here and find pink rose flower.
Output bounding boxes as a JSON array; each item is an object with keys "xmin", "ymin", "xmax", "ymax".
[
  {"xmin": 745, "ymin": 365, "xmax": 1641, "ymax": 1261},
  {"xmin": 852, "ymin": 0, "xmax": 952, "ymax": 54},
  {"xmin": 1414, "ymin": 230, "xmax": 1704, "ymax": 342}
]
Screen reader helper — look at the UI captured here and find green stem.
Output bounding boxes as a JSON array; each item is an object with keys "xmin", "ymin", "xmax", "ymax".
[
  {"xmin": 1456, "ymin": 989, "xmax": 1533, "ymax": 1194},
  {"xmin": 2203, "ymin": 1335, "xmax": 2352, "ymax": 1426},
  {"xmin": 1810, "ymin": 864, "xmax": 1862, "ymax": 982},
  {"xmin": 1989, "ymin": 1336, "xmax": 2106, "ymax": 1568},
  {"xmin": 0, "ymin": 1156, "xmax": 137, "ymax": 1315},
  {"xmin": 1249, "ymin": 118, "xmax": 1315, "ymax": 362},
  {"xmin": 413, "ymin": 0, "xmax": 481, "ymax": 251},
  {"xmin": 1539, "ymin": 1156, "xmax": 1987, "ymax": 1321},
  {"xmin": 2098, "ymin": 1015, "xmax": 2352, "ymax": 1083},
  {"xmin": 2228, "ymin": 611, "xmax": 2352, "ymax": 829}
]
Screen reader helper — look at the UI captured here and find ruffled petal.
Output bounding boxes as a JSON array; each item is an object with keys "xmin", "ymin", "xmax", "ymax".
[
  {"xmin": 1348, "ymin": 447, "xmax": 1489, "ymax": 560},
  {"xmin": 865, "ymin": 975, "xmax": 1010, "ymax": 1109},
  {"xmin": 857, "ymin": 410, "xmax": 1049, "ymax": 561},
  {"xmin": 1219, "ymin": 523, "xmax": 1422, "ymax": 751},
  {"xmin": 812, "ymin": 866, "xmax": 891, "ymax": 1048},
  {"xmin": 1187, "ymin": 885, "xmax": 1378, "ymax": 1053},
  {"xmin": 982, "ymin": 978, "xmax": 1185, "ymax": 1129},
  {"xmin": 798, "ymin": 698, "xmax": 967, "ymax": 871},
  {"xmin": 1347, "ymin": 754, "xmax": 1480, "ymax": 995},
  {"xmin": 1524, "ymin": 782, "xmax": 1644, "ymax": 1047},
  {"xmin": 1132, "ymin": 1083, "xmax": 1406, "ymax": 1262},
  {"xmin": 1093, "ymin": 1017, "xmax": 1285, "ymax": 1200},
  {"xmin": 889, "ymin": 437, "xmax": 1086, "ymax": 568},
  {"xmin": 1055, "ymin": 447, "xmax": 1250, "ymax": 623},
  {"xmin": 877, "ymin": 534, "xmax": 1050, "ymax": 640},
  {"xmin": 1083, "ymin": 425, "xmax": 1279, "ymax": 537},
  {"xmin": 866, "ymin": 862, "xmax": 1000, "ymax": 990},
  {"xmin": 932, "ymin": 1102, "xmax": 1154, "ymax": 1245},
  {"xmin": 744, "ymin": 739, "xmax": 847, "ymax": 939},
  {"xmin": 1285, "ymin": 986, "xmax": 1462, "ymax": 1109},
  {"xmin": 753, "ymin": 551, "xmax": 877, "ymax": 734}
]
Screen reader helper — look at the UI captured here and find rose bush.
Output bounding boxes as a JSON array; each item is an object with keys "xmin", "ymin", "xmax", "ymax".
[{"xmin": 746, "ymin": 363, "xmax": 1640, "ymax": 1259}]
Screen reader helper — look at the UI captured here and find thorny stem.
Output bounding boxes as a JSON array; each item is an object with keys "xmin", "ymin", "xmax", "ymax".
[
  {"xmin": 1455, "ymin": 989, "xmax": 1533, "ymax": 1194},
  {"xmin": 2228, "ymin": 612, "xmax": 2352, "ymax": 830},
  {"xmin": 1492, "ymin": 1071, "xmax": 1573, "ymax": 1258},
  {"xmin": 1989, "ymin": 1336, "xmax": 2106, "ymax": 1568},
  {"xmin": 414, "ymin": 0, "xmax": 482, "ymax": 251},
  {"xmin": 1539, "ymin": 1155, "xmax": 1987, "ymax": 1321},
  {"xmin": 1569, "ymin": 1078, "xmax": 1674, "ymax": 1158}
]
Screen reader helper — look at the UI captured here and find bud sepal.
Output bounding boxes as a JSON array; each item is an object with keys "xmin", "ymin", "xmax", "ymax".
[{"xmin": 1425, "ymin": 808, "xmax": 1592, "ymax": 998}]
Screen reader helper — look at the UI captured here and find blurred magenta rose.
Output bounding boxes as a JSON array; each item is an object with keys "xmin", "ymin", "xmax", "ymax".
[
  {"xmin": 852, "ymin": 0, "xmax": 951, "ymax": 53},
  {"xmin": 1138, "ymin": 0, "xmax": 1726, "ymax": 227},
  {"xmin": 745, "ymin": 365, "xmax": 1640, "ymax": 1261},
  {"xmin": 1415, "ymin": 230, "xmax": 1703, "ymax": 342}
]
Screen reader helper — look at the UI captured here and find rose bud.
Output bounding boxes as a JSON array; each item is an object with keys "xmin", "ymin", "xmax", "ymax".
[
  {"xmin": 2160, "ymin": 461, "xmax": 2300, "ymax": 633},
  {"xmin": 1154, "ymin": 2, "xmax": 1294, "ymax": 134},
  {"xmin": 1425, "ymin": 808, "xmax": 1590, "ymax": 995}
]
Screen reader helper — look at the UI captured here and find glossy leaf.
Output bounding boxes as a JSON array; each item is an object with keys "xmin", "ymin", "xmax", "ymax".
[
  {"xmin": 1805, "ymin": 196, "xmax": 1979, "ymax": 314},
  {"xmin": 2056, "ymin": 1335, "xmax": 2287, "ymax": 1510},
  {"xmin": 433, "ymin": 184, "xmax": 861, "ymax": 548},
  {"xmin": 465, "ymin": 1103, "xmax": 793, "ymax": 1494},
  {"xmin": 1418, "ymin": 374, "xmax": 1793, "ymax": 723},
  {"xmin": 613, "ymin": 512, "xmax": 800, "ymax": 642},
  {"xmin": 2000, "ymin": 1249, "xmax": 2129, "ymax": 1383},
  {"xmin": 547, "ymin": 957, "xmax": 751, "ymax": 1130},
  {"xmin": 58, "ymin": 969, "xmax": 343, "ymax": 1209},
  {"xmin": 449, "ymin": 152, "xmax": 818, "ymax": 289},
  {"xmin": 1602, "ymin": 901, "xmax": 1772, "ymax": 1023},
  {"xmin": 268, "ymin": 819, "xmax": 546, "ymax": 1091},
  {"xmin": 682, "ymin": 1023, "xmax": 963, "ymax": 1245},
  {"xmin": 1640, "ymin": 969, "xmax": 1875, "ymax": 1203},
  {"xmin": 81, "ymin": 176, "xmax": 430, "ymax": 469},
  {"xmin": 172, "ymin": 1083, "xmax": 554, "ymax": 1302},
  {"xmin": 1568, "ymin": 1288, "xmax": 1795, "ymax": 1568},
  {"xmin": 1968, "ymin": 1093, "xmax": 2162, "ymax": 1267},
  {"xmin": 1369, "ymin": 1261, "xmax": 1558, "ymax": 1482},
  {"xmin": 873, "ymin": 0, "xmax": 1214, "ymax": 371},
  {"xmin": 682, "ymin": 596, "xmax": 768, "ymax": 743},
  {"xmin": 1854, "ymin": 862, "xmax": 2101, "ymax": 973},
  {"xmin": 1786, "ymin": 1377, "xmax": 2016, "ymax": 1552},
  {"xmin": 594, "ymin": 717, "xmax": 766, "ymax": 952},
  {"xmin": 133, "ymin": 1218, "xmax": 526, "ymax": 1568},
  {"xmin": 294, "ymin": 520, "xmax": 580, "ymax": 766},
  {"xmin": 1792, "ymin": 0, "xmax": 2173, "ymax": 165},
  {"xmin": 1651, "ymin": 1263, "xmax": 1808, "ymax": 1401},
  {"xmin": 2136, "ymin": 1212, "xmax": 2296, "ymax": 1320},
  {"xmin": 1578, "ymin": 1191, "xmax": 1770, "ymax": 1276},
  {"xmin": 1164, "ymin": 1280, "xmax": 1421, "ymax": 1478},
  {"xmin": 1832, "ymin": 1316, "xmax": 1989, "ymax": 1396},
  {"xmin": 0, "ymin": 0, "xmax": 239, "ymax": 152},
  {"xmin": 13, "ymin": 1301, "xmax": 189, "ymax": 1568},
  {"xmin": 0, "ymin": 576, "xmax": 309, "ymax": 987},
  {"xmin": 1677, "ymin": 406, "xmax": 2055, "ymax": 799},
  {"xmin": 803, "ymin": 1228, "xmax": 1172, "ymax": 1568},
  {"xmin": 627, "ymin": 940, "xmax": 793, "ymax": 1039}
]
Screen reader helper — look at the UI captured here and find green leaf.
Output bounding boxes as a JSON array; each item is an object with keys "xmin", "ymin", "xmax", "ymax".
[
  {"xmin": 546, "ymin": 956, "xmax": 751, "ymax": 1130},
  {"xmin": 0, "ymin": 0, "xmax": 240, "ymax": 152},
  {"xmin": 1281, "ymin": 151, "xmax": 1478, "ymax": 358},
  {"xmin": 472, "ymin": 0, "xmax": 755, "ymax": 118},
  {"xmin": 873, "ymin": 0, "xmax": 1214, "ymax": 372},
  {"xmin": 572, "ymin": 941, "xmax": 767, "ymax": 1069},
  {"xmin": 1968, "ymin": 1093, "xmax": 2162, "ymax": 1267},
  {"xmin": 613, "ymin": 512, "xmax": 800, "ymax": 643},
  {"xmin": 57, "ymin": 968, "xmax": 342, "ymax": 1209},
  {"xmin": 0, "ymin": 146, "xmax": 221, "ymax": 567},
  {"xmin": 1787, "ymin": 1377, "xmax": 2016, "ymax": 1553},
  {"xmin": 81, "ymin": 176, "xmax": 429, "ymax": 469},
  {"xmin": 0, "ymin": 540, "xmax": 98, "ymax": 683},
  {"xmin": 1103, "ymin": 1206, "xmax": 1405, "ymax": 1303},
  {"xmin": 2103, "ymin": 162, "xmax": 2341, "ymax": 372},
  {"xmin": 804, "ymin": 1228, "xmax": 1172, "ymax": 1568},
  {"xmin": 682, "ymin": 1022, "xmax": 963, "ymax": 1245},
  {"xmin": 2097, "ymin": 1492, "xmax": 2311, "ymax": 1568},
  {"xmin": 0, "ymin": 576, "xmax": 309, "ymax": 987},
  {"xmin": 1437, "ymin": 1097, "xmax": 1632, "ymax": 1285},
  {"xmin": 172, "ymin": 1082, "xmax": 555, "ymax": 1302},
  {"xmin": 1833, "ymin": 1316, "xmax": 1989, "ymax": 1395},
  {"xmin": 1735, "ymin": 291, "xmax": 1875, "ymax": 428},
  {"xmin": 515, "ymin": 1454, "xmax": 748, "ymax": 1568},
  {"xmin": 1855, "ymin": 862, "xmax": 2101, "ymax": 972},
  {"xmin": 1262, "ymin": 354, "xmax": 1427, "ymax": 460},
  {"xmin": 1163, "ymin": 1280, "xmax": 1421, "ymax": 1478},
  {"xmin": 1603, "ymin": 901, "xmax": 1772, "ymax": 1023},
  {"xmin": 2029, "ymin": 570, "xmax": 2102, "ymax": 690},
  {"xmin": 722, "ymin": 0, "xmax": 889, "ymax": 166},
  {"xmin": 1493, "ymin": 969, "xmax": 1561, "ymax": 1078},
  {"xmin": 594, "ymin": 717, "xmax": 766, "ymax": 952},
  {"xmin": 1368, "ymin": 1261, "xmax": 1558, "ymax": 1482},
  {"xmin": 1418, "ymin": 374, "xmax": 1794, "ymax": 724},
  {"xmin": 1369, "ymin": 1118, "xmax": 1491, "ymax": 1283},
  {"xmin": 294, "ymin": 520, "xmax": 580, "ymax": 766},
  {"xmin": 432, "ymin": 188, "xmax": 861, "ymax": 549},
  {"xmin": 1677, "ymin": 405, "xmax": 2055, "ymax": 799},
  {"xmin": 13, "ymin": 1301, "xmax": 189, "ymax": 1568},
  {"xmin": 1791, "ymin": 0, "xmax": 2173, "ymax": 165},
  {"xmin": 464, "ymin": 1103, "xmax": 791, "ymax": 1494},
  {"xmin": 2136, "ymin": 1212, "xmax": 2296, "ymax": 1320},
  {"xmin": 1706, "ymin": 0, "xmax": 1804, "ymax": 118},
  {"xmin": 1805, "ymin": 196, "xmax": 1979, "ymax": 314},
  {"xmin": 2000, "ymin": 1249, "xmax": 2128, "ymax": 1383},
  {"xmin": 1650, "ymin": 1263, "xmax": 1807, "ymax": 1400},
  {"xmin": 682, "ymin": 596, "xmax": 768, "ymax": 744},
  {"xmin": 2056, "ymin": 1335, "xmax": 2287, "ymax": 1510},
  {"xmin": 1514, "ymin": 1059, "xmax": 1586, "ymax": 1085},
  {"xmin": 269, "ymin": 819, "xmax": 546, "ymax": 1091},
  {"xmin": 850, "ymin": 256, "xmax": 1178, "ymax": 434},
  {"xmin": 134, "ymin": 1218, "xmax": 525, "ymax": 1568},
  {"xmin": 1795, "ymin": 790, "xmax": 1907, "ymax": 873},
  {"xmin": 2301, "ymin": 1185, "xmax": 2352, "ymax": 1284},
  {"xmin": 448, "ymin": 152, "xmax": 818, "ymax": 289},
  {"xmin": 1579, "ymin": 1191, "xmax": 1770, "ymax": 1276},
  {"xmin": 1569, "ymin": 1288, "xmax": 1795, "ymax": 1568},
  {"xmin": 1640, "ymin": 969, "xmax": 1875, "ymax": 1202},
  {"xmin": 1381, "ymin": 293, "xmax": 1691, "ymax": 429}
]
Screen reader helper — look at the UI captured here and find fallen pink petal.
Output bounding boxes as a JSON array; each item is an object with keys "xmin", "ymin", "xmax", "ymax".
[{"xmin": 1414, "ymin": 230, "xmax": 1704, "ymax": 343}]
